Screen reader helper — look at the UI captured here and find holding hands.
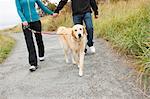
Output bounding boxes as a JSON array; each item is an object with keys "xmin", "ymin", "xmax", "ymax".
[
  {"xmin": 50, "ymin": 13, "xmax": 58, "ymax": 18},
  {"xmin": 22, "ymin": 21, "xmax": 28, "ymax": 26},
  {"xmin": 52, "ymin": 13, "xmax": 59, "ymax": 18},
  {"xmin": 95, "ymin": 15, "xmax": 99, "ymax": 19}
]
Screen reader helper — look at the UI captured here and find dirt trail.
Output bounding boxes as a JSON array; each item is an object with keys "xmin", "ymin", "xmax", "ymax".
[{"xmin": 0, "ymin": 33, "xmax": 147, "ymax": 99}]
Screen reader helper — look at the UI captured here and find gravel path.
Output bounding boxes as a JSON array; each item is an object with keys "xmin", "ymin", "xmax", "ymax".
[{"xmin": 0, "ymin": 33, "xmax": 147, "ymax": 99}]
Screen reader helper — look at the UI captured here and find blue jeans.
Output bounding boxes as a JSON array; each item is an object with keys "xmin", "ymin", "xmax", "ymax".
[{"xmin": 73, "ymin": 12, "xmax": 94, "ymax": 47}]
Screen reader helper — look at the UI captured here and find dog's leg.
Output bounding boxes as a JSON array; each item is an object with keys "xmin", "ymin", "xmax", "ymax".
[
  {"xmin": 74, "ymin": 51, "xmax": 80, "ymax": 66},
  {"xmin": 64, "ymin": 47, "xmax": 69, "ymax": 64},
  {"xmin": 78, "ymin": 43, "xmax": 86, "ymax": 77},
  {"xmin": 59, "ymin": 36, "xmax": 69, "ymax": 64},
  {"xmin": 77, "ymin": 54, "xmax": 80, "ymax": 68},
  {"xmin": 71, "ymin": 50, "xmax": 77, "ymax": 65},
  {"xmin": 79, "ymin": 51, "xmax": 85, "ymax": 77}
]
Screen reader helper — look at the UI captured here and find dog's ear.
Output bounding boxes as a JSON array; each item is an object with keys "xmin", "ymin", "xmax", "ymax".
[
  {"xmin": 83, "ymin": 26, "xmax": 87, "ymax": 35},
  {"xmin": 71, "ymin": 30, "xmax": 77, "ymax": 39}
]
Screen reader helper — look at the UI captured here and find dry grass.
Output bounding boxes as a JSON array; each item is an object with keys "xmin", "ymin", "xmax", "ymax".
[
  {"xmin": 41, "ymin": 13, "xmax": 72, "ymax": 31},
  {"xmin": 0, "ymin": 34, "xmax": 15, "ymax": 63},
  {"xmin": 94, "ymin": 0, "xmax": 150, "ymax": 92},
  {"xmin": 0, "ymin": 25, "xmax": 22, "ymax": 33}
]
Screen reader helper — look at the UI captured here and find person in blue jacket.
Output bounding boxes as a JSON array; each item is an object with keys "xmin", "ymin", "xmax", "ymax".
[{"xmin": 16, "ymin": 0, "xmax": 54, "ymax": 72}]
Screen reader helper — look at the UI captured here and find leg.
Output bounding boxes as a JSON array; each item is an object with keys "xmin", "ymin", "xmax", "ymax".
[
  {"xmin": 83, "ymin": 12, "xmax": 94, "ymax": 47},
  {"xmin": 79, "ymin": 44, "xmax": 86, "ymax": 76},
  {"xmin": 78, "ymin": 51, "xmax": 85, "ymax": 77},
  {"xmin": 22, "ymin": 25, "xmax": 37, "ymax": 66},
  {"xmin": 60, "ymin": 37, "xmax": 70, "ymax": 64},
  {"xmin": 71, "ymin": 50, "xmax": 76, "ymax": 65},
  {"xmin": 32, "ymin": 21, "xmax": 45, "ymax": 58},
  {"xmin": 71, "ymin": 50, "xmax": 79, "ymax": 65},
  {"xmin": 64, "ymin": 47, "xmax": 69, "ymax": 64},
  {"xmin": 73, "ymin": 15, "xmax": 83, "ymax": 25}
]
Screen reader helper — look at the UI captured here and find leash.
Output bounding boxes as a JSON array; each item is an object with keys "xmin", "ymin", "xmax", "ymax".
[{"xmin": 23, "ymin": 25, "xmax": 67, "ymax": 35}]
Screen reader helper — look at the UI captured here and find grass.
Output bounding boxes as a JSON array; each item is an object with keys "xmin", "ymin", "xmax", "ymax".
[
  {"xmin": 41, "ymin": 12, "xmax": 72, "ymax": 31},
  {"xmin": 0, "ymin": 25, "xmax": 22, "ymax": 33},
  {"xmin": 0, "ymin": 34, "xmax": 15, "ymax": 63},
  {"xmin": 94, "ymin": 0, "xmax": 150, "ymax": 92}
]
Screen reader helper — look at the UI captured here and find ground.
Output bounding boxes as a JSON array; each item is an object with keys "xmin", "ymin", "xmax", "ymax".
[{"xmin": 0, "ymin": 33, "xmax": 147, "ymax": 99}]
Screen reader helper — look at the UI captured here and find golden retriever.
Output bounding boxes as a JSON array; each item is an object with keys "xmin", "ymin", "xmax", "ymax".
[{"xmin": 57, "ymin": 24, "xmax": 87, "ymax": 76}]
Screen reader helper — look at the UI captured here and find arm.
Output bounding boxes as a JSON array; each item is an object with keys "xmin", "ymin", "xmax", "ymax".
[
  {"xmin": 36, "ymin": 0, "xmax": 53, "ymax": 15},
  {"xmin": 90, "ymin": 0, "xmax": 99, "ymax": 16},
  {"xmin": 15, "ymin": 0, "xmax": 27, "ymax": 22},
  {"xmin": 54, "ymin": 0, "xmax": 68, "ymax": 13}
]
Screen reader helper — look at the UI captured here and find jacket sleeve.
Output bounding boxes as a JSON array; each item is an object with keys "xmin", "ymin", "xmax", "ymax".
[
  {"xmin": 54, "ymin": 0, "xmax": 68, "ymax": 13},
  {"xmin": 90, "ymin": 0, "xmax": 99, "ymax": 15},
  {"xmin": 15, "ymin": 0, "xmax": 27, "ymax": 22},
  {"xmin": 36, "ymin": 0, "xmax": 54, "ymax": 15}
]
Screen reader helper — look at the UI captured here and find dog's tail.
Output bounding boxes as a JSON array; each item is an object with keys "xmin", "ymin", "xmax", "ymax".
[{"xmin": 57, "ymin": 27, "xmax": 66, "ymax": 35}]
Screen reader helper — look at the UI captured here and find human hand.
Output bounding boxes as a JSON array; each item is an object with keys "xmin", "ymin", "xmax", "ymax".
[
  {"xmin": 94, "ymin": 15, "xmax": 99, "ymax": 19},
  {"xmin": 53, "ymin": 13, "xmax": 59, "ymax": 18},
  {"xmin": 22, "ymin": 21, "xmax": 28, "ymax": 26}
]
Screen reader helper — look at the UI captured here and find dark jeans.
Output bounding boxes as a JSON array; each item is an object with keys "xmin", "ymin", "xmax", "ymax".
[
  {"xmin": 22, "ymin": 20, "xmax": 44, "ymax": 66},
  {"xmin": 73, "ymin": 12, "xmax": 94, "ymax": 47}
]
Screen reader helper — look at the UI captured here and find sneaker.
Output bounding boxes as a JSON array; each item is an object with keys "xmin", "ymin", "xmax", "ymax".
[
  {"xmin": 29, "ymin": 66, "xmax": 38, "ymax": 72},
  {"xmin": 89, "ymin": 46, "xmax": 96, "ymax": 54},
  {"xmin": 39, "ymin": 56, "xmax": 45, "ymax": 61}
]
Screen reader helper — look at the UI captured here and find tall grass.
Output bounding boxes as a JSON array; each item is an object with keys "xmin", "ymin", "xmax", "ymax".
[
  {"xmin": 94, "ymin": 0, "xmax": 150, "ymax": 92},
  {"xmin": 0, "ymin": 34, "xmax": 15, "ymax": 63},
  {"xmin": 41, "ymin": 13, "xmax": 72, "ymax": 31},
  {"xmin": 0, "ymin": 25, "xmax": 22, "ymax": 33}
]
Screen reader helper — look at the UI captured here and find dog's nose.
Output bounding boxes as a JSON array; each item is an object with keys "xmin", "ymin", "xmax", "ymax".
[{"xmin": 78, "ymin": 34, "xmax": 81, "ymax": 38}]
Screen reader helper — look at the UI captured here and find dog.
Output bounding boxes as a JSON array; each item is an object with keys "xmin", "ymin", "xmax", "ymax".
[{"xmin": 57, "ymin": 24, "xmax": 87, "ymax": 76}]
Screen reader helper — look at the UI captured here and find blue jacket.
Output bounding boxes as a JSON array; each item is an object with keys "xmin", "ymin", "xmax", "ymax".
[{"xmin": 16, "ymin": 0, "xmax": 53, "ymax": 22}]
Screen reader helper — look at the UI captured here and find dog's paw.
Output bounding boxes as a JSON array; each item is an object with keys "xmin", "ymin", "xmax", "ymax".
[
  {"xmin": 72, "ymin": 58, "xmax": 77, "ymax": 65},
  {"xmin": 79, "ymin": 70, "xmax": 83, "ymax": 77},
  {"xmin": 72, "ymin": 61, "xmax": 77, "ymax": 65}
]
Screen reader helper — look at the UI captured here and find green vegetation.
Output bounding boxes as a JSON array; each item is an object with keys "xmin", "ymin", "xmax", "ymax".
[
  {"xmin": 0, "ymin": 34, "xmax": 15, "ymax": 63},
  {"xmin": 95, "ymin": 0, "xmax": 150, "ymax": 92}
]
